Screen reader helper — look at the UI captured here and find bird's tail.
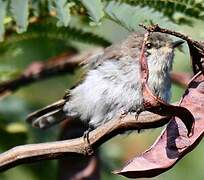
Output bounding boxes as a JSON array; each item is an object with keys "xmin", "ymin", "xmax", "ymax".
[{"xmin": 26, "ymin": 99, "xmax": 67, "ymax": 129}]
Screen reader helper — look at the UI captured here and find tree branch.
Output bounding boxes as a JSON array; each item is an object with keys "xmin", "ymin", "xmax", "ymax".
[{"xmin": 0, "ymin": 112, "xmax": 169, "ymax": 172}]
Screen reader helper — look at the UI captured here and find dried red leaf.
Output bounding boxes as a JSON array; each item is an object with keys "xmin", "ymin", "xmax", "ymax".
[
  {"xmin": 143, "ymin": 83, "xmax": 194, "ymax": 136},
  {"xmin": 115, "ymin": 72, "xmax": 204, "ymax": 178}
]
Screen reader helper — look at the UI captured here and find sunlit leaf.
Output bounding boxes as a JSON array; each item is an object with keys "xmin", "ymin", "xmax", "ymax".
[{"xmin": 6, "ymin": 122, "xmax": 27, "ymax": 133}]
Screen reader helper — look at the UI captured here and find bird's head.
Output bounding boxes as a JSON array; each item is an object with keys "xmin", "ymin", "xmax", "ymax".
[{"xmin": 144, "ymin": 33, "xmax": 184, "ymax": 72}]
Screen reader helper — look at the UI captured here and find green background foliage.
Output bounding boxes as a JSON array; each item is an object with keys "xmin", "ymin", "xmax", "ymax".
[{"xmin": 0, "ymin": 0, "xmax": 204, "ymax": 179}]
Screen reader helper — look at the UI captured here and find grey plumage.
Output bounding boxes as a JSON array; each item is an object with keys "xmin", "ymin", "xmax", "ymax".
[{"xmin": 27, "ymin": 32, "xmax": 183, "ymax": 129}]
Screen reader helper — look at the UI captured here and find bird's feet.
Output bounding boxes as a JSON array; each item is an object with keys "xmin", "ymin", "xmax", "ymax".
[
  {"xmin": 134, "ymin": 109, "xmax": 142, "ymax": 120},
  {"xmin": 120, "ymin": 108, "xmax": 142, "ymax": 120},
  {"xmin": 83, "ymin": 127, "xmax": 94, "ymax": 155},
  {"xmin": 133, "ymin": 109, "xmax": 143, "ymax": 133},
  {"xmin": 120, "ymin": 109, "xmax": 129, "ymax": 119},
  {"xmin": 121, "ymin": 108, "xmax": 143, "ymax": 133}
]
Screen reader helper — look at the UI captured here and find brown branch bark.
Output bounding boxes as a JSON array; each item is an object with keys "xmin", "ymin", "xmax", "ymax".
[{"xmin": 0, "ymin": 112, "xmax": 169, "ymax": 172}]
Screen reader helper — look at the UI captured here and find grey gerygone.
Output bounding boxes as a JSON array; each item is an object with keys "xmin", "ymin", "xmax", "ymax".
[{"xmin": 27, "ymin": 32, "xmax": 184, "ymax": 129}]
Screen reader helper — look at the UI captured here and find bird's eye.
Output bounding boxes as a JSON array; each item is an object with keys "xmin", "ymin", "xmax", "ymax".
[{"xmin": 146, "ymin": 43, "xmax": 152, "ymax": 49}]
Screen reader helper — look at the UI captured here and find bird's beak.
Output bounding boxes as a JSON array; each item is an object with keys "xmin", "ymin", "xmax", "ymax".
[{"xmin": 171, "ymin": 40, "xmax": 185, "ymax": 48}]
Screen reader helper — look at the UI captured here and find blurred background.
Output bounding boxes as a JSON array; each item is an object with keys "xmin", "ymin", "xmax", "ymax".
[{"xmin": 0, "ymin": 0, "xmax": 204, "ymax": 179}]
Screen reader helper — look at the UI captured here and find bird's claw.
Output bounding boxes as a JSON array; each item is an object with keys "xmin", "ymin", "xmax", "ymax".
[
  {"xmin": 83, "ymin": 127, "xmax": 94, "ymax": 155},
  {"xmin": 120, "ymin": 110, "xmax": 129, "ymax": 119}
]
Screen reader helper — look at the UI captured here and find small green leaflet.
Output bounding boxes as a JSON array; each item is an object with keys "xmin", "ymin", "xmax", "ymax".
[
  {"xmin": 0, "ymin": 0, "xmax": 7, "ymax": 41},
  {"xmin": 80, "ymin": 0, "xmax": 104, "ymax": 25},
  {"xmin": 10, "ymin": 0, "xmax": 29, "ymax": 33},
  {"xmin": 54, "ymin": 0, "xmax": 72, "ymax": 27}
]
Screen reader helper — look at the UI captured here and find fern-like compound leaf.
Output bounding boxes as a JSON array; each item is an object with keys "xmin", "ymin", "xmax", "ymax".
[{"xmin": 105, "ymin": 2, "xmax": 174, "ymax": 31}]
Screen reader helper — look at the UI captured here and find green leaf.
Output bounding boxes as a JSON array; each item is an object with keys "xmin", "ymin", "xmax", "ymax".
[
  {"xmin": 54, "ymin": 0, "xmax": 73, "ymax": 27},
  {"xmin": 0, "ymin": 0, "xmax": 7, "ymax": 41},
  {"xmin": 80, "ymin": 0, "xmax": 104, "ymax": 25},
  {"xmin": 105, "ymin": 2, "xmax": 175, "ymax": 31},
  {"xmin": 10, "ymin": 0, "xmax": 29, "ymax": 33}
]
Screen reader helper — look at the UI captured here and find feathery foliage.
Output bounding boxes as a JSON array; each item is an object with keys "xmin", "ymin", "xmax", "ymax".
[
  {"xmin": 105, "ymin": 2, "xmax": 174, "ymax": 31},
  {"xmin": 0, "ymin": 0, "xmax": 203, "ymax": 41},
  {"xmin": 107, "ymin": 0, "xmax": 204, "ymax": 23}
]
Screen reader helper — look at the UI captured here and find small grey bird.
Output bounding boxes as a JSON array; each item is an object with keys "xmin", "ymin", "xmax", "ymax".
[{"xmin": 27, "ymin": 32, "xmax": 184, "ymax": 129}]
